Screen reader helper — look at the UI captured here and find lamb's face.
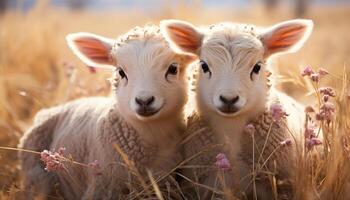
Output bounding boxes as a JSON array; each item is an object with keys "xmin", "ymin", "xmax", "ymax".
[
  {"xmin": 161, "ymin": 19, "xmax": 313, "ymax": 118},
  {"xmin": 197, "ymin": 30, "xmax": 266, "ymax": 117},
  {"xmin": 66, "ymin": 29, "xmax": 191, "ymax": 122},
  {"xmin": 114, "ymin": 40, "xmax": 190, "ymax": 121}
]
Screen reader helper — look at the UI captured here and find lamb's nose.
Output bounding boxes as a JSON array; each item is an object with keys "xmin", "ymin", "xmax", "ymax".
[
  {"xmin": 135, "ymin": 96, "xmax": 155, "ymax": 107},
  {"xmin": 219, "ymin": 95, "xmax": 239, "ymax": 106}
]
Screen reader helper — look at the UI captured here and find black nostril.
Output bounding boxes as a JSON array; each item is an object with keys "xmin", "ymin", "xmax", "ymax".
[
  {"xmin": 135, "ymin": 98, "xmax": 143, "ymax": 106},
  {"xmin": 219, "ymin": 95, "xmax": 239, "ymax": 105},
  {"xmin": 231, "ymin": 96, "xmax": 239, "ymax": 104},
  {"xmin": 135, "ymin": 96, "xmax": 155, "ymax": 106},
  {"xmin": 219, "ymin": 95, "xmax": 228, "ymax": 104},
  {"xmin": 145, "ymin": 96, "xmax": 155, "ymax": 106}
]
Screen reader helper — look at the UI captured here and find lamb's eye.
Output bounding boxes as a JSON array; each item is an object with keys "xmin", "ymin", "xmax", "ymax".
[
  {"xmin": 118, "ymin": 68, "xmax": 127, "ymax": 79},
  {"xmin": 250, "ymin": 62, "xmax": 262, "ymax": 79},
  {"xmin": 167, "ymin": 63, "xmax": 178, "ymax": 75},
  {"xmin": 252, "ymin": 62, "xmax": 261, "ymax": 74},
  {"xmin": 200, "ymin": 60, "xmax": 212, "ymax": 78},
  {"xmin": 165, "ymin": 63, "xmax": 178, "ymax": 80}
]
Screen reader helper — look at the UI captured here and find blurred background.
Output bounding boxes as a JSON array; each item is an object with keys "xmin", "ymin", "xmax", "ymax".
[{"xmin": 0, "ymin": 0, "xmax": 349, "ymax": 198}]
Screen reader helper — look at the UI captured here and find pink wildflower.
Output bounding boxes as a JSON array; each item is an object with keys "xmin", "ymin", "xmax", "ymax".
[
  {"xmin": 301, "ymin": 67, "xmax": 328, "ymax": 82},
  {"xmin": 215, "ymin": 153, "xmax": 231, "ymax": 171},
  {"xmin": 88, "ymin": 160, "xmax": 102, "ymax": 176},
  {"xmin": 280, "ymin": 139, "xmax": 292, "ymax": 147},
  {"xmin": 40, "ymin": 147, "xmax": 66, "ymax": 172},
  {"xmin": 316, "ymin": 102, "xmax": 335, "ymax": 122},
  {"xmin": 310, "ymin": 73, "xmax": 319, "ymax": 82},
  {"xmin": 58, "ymin": 147, "xmax": 66, "ymax": 155},
  {"xmin": 305, "ymin": 138, "xmax": 322, "ymax": 150},
  {"xmin": 245, "ymin": 123, "xmax": 255, "ymax": 134},
  {"xmin": 216, "ymin": 153, "xmax": 226, "ymax": 160},
  {"xmin": 304, "ymin": 125, "xmax": 316, "ymax": 139},
  {"xmin": 270, "ymin": 103, "xmax": 288, "ymax": 123},
  {"xmin": 304, "ymin": 122, "xmax": 322, "ymax": 150},
  {"xmin": 319, "ymin": 87, "xmax": 335, "ymax": 97},
  {"xmin": 322, "ymin": 95, "xmax": 329, "ymax": 102},
  {"xmin": 301, "ymin": 66, "xmax": 314, "ymax": 77}
]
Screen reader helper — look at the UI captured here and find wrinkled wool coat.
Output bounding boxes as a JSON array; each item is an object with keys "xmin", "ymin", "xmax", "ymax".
[
  {"xmin": 181, "ymin": 105, "xmax": 295, "ymax": 199},
  {"xmin": 19, "ymin": 97, "xmax": 182, "ymax": 200}
]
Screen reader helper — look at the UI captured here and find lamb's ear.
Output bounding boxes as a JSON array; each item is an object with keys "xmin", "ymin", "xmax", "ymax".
[
  {"xmin": 260, "ymin": 19, "xmax": 313, "ymax": 57},
  {"xmin": 66, "ymin": 32, "xmax": 115, "ymax": 69},
  {"xmin": 160, "ymin": 19, "xmax": 203, "ymax": 55}
]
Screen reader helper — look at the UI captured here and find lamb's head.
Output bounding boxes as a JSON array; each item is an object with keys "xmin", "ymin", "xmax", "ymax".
[
  {"xmin": 161, "ymin": 19, "xmax": 313, "ymax": 119},
  {"xmin": 66, "ymin": 26, "xmax": 193, "ymax": 122}
]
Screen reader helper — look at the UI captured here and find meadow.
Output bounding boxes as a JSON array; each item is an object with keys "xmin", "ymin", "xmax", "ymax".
[{"xmin": 0, "ymin": 1, "xmax": 349, "ymax": 199}]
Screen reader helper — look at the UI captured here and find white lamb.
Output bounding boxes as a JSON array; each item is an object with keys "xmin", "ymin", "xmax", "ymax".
[
  {"xmin": 18, "ymin": 25, "xmax": 194, "ymax": 200},
  {"xmin": 161, "ymin": 19, "xmax": 313, "ymax": 199}
]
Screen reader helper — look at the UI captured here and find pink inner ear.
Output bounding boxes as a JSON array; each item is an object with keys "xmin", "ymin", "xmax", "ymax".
[
  {"xmin": 74, "ymin": 38, "xmax": 111, "ymax": 64},
  {"xmin": 167, "ymin": 25, "xmax": 202, "ymax": 53},
  {"xmin": 264, "ymin": 24, "xmax": 307, "ymax": 55}
]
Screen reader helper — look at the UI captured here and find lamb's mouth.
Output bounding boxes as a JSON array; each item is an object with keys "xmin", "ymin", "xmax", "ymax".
[
  {"xmin": 136, "ymin": 107, "xmax": 161, "ymax": 117},
  {"xmin": 216, "ymin": 106, "xmax": 241, "ymax": 117}
]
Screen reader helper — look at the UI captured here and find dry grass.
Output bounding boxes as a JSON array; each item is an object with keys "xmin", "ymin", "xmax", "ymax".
[{"xmin": 0, "ymin": 1, "xmax": 349, "ymax": 199}]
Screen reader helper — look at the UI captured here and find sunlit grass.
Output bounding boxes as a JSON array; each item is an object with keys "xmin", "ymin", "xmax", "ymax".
[{"xmin": 0, "ymin": 1, "xmax": 349, "ymax": 199}]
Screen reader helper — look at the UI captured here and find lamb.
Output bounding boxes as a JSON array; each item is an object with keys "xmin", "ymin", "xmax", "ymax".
[
  {"xmin": 160, "ymin": 19, "xmax": 313, "ymax": 199},
  {"xmin": 18, "ymin": 25, "xmax": 194, "ymax": 200}
]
